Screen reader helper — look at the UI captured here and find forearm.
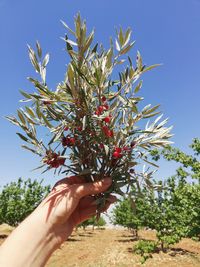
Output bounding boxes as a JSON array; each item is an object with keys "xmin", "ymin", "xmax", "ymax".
[{"xmin": 0, "ymin": 207, "xmax": 60, "ymax": 267}]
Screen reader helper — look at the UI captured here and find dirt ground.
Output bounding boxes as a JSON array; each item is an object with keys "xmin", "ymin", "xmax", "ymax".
[{"xmin": 1, "ymin": 225, "xmax": 200, "ymax": 267}]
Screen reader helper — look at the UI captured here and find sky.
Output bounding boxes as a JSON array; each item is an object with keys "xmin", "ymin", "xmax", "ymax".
[{"xmin": 0, "ymin": 0, "xmax": 200, "ymax": 188}]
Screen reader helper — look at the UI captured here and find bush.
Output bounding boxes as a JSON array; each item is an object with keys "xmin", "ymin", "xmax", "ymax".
[
  {"xmin": 0, "ymin": 178, "xmax": 50, "ymax": 226},
  {"xmin": 134, "ymin": 240, "xmax": 157, "ymax": 264}
]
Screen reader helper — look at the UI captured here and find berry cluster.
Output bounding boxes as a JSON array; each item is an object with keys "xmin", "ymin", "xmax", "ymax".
[
  {"xmin": 43, "ymin": 151, "xmax": 65, "ymax": 168},
  {"xmin": 62, "ymin": 136, "xmax": 76, "ymax": 147},
  {"xmin": 95, "ymin": 96, "xmax": 109, "ymax": 116}
]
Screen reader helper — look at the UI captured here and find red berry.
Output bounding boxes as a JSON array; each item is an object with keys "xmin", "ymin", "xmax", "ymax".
[
  {"xmin": 114, "ymin": 147, "xmax": 122, "ymax": 153},
  {"xmin": 123, "ymin": 146, "xmax": 130, "ymax": 151},
  {"xmin": 58, "ymin": 157, "xmax": 65, "ymax": 165},
  {"xmin": 107, "ymin": 129, "xmax": 114, "ymax": 137},
  {"xmin": 77, "ymin": 126, "xmax": 82, "ymax": 131},
  {"xmin": 69, "ymin": 137, "xmax": 75, "ymax": 145},
  {"xmin": 62, "ymin": 136, "xmax": 75, "ymax": 147},
  {"xmin": 99, "ymin": 143, "xmax": 104, "ymax": 149},
  {"xmin": 64, "ymin": 127, "xmax": 69, "ymax": 131},
  {"xmin": 98, "ymin": 106, "xmax": 104, "ymax": 113},
  {"xmin": 102, "ymin": 125, "xmax": 109, "ymax": 132},
  {"xmin": 95, "ymin": 110, "xmax": 100, "ymax": 116},
  {"xmin": 43, "ymin": 101, "xmax": 51, "ymax": 105},
  {"xmin": 103, "ymin": 104, "xmax": 109, "ymax": 110},
  {"xmin": 112, "ymin": 151, "xmax": 122, "ymax": 159},
  {"xmin": 103, "ymin": 116, "xmax": 111, "ymax": 123},
  {"xmin": 101, "ymin": 96, "xmax": 107, "ymax": 102}
]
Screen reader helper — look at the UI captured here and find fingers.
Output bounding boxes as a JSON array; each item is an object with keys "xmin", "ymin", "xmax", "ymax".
[
  {"xmin": 53, "ymin": 176, "xmax": 85, "ymax": 188},
  {"xmin": 77, "ymin": 195, "xmax": 117, "ymax": 224},
  {"xmin": 79, "ymin": 194, "xmax": 117, "ymax": 209},
  {"xmin": 73, "ymin": 177, "xmax": 112, "ymax": 199}
]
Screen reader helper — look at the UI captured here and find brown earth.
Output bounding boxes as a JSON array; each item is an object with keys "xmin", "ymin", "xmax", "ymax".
[{"xmin": 1, "ymin": 226, "xmax": 200, "ymax": 267}]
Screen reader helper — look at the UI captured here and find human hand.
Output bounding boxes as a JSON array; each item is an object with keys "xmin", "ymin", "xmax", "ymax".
[
  {"xmin": 38, "ymin": 176, "xmax": 116, "ymax": 245},
  {"xmin": 0, "ymin": 176, "xmax": 115, "ymax": 267}
]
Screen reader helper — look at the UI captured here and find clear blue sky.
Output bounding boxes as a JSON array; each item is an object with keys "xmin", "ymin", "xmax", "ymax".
[{"xmin": 0, "ymin": 0, "xmax": 199, "ymax": 187}]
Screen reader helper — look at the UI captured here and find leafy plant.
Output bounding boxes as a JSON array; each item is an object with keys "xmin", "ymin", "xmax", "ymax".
[
  {"xmin": 134, "ymin": 240, "xmax": 157, "ymax": 264},
  {"xmin": 0, "ymin": 178, "xmax": 50, "ymax": 226},
  {"xmin": 6, "ymin": 14, "xmax": 172, "ymax": 203}
]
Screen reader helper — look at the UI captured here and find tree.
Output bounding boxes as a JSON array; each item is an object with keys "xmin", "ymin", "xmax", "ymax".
[
  {"xmin": 0, "ymin": 178, "xmax": 50, "ymax": 226},
  {"xmin": 78, "ymin": 216, "xmax": 106, "ymax": 230},
  {"xmin": 151, "ymin": 138, "xmax": 200, "ymax": 181},
  {"xmin": 112, "ymin": 190, "xmax": 149, "ymax": 237}
]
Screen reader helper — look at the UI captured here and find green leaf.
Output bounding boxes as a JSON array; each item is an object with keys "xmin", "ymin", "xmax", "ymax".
[
  {"xmin": 60, "ymin": 20, "xmax": 75, "ymax": 35},
  {"xmin": 5, "ymin": 116, "xmax": 20, "ymax": 126},
  {"xmin": 134, "ymin": 81, "xmax": 143, "ymax": 94},
  {"xmin": 115, "ymin": 39, "xmax": 120, "ymax": 51},
  {"xmin": 41, "ymin": 113, "xmax": 53, "ymax": 128},
  {"xmin": 16, "ymin": 133, "xmax": 29, "ymax": 142},
  {"xmin": 142, "ymin": 64, "xmax": 161, "ymax": 74},
  {"xmin": 36, "ymin": 41, "xmax": 42, "ymax": 58},
  {"xmin": 25, "ymin": 107, "xmax": 35, "ymax": 118},
  {"xmin": 20, "ymin": 90, "xmax": 32, "ymax": 99},
  {"xmin": 104, "ymin": 144, "xmax": 109, "ymax": 156},
  {"xmin": 65, "ymin": 39, "xmax": 78, "ymax": 46},
  {"xmin": 17, "ymin": 110, "xmax": 26, "ymax": 125},
  {"xmin": 143, "ymin": 111, "xmax": 160, "ymax": 118},
  {"xmin": 83, "ymin": 30, "xmax": 94, "ymax": 53},
  {"xmin": 143, "ymin": 105, "xmax": 160, "ymax": 115},
  {"xmin": 21, "ymin": 145, "xmax": 41, "ymax": 155},
  {"xmin": 119, "ymin": 41, "xmax": 135, "ymax": 55},
  {"xmin": 42, "ymin": 54, "xmax": 49, "ymax": 67},
  {"xmin": 82, "ymin": 115, "xmax": 87, "ymax": 130}
]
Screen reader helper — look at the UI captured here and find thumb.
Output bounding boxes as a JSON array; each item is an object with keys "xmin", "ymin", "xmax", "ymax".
[{"xmin": 73, "ymin": 177, "xmax": 112, "ymax": 198}]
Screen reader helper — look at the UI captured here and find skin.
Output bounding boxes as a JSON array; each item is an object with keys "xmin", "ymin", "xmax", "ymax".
[{"xmin": 0, "ymin": 176, "xmax": 116, "ymax": 267}]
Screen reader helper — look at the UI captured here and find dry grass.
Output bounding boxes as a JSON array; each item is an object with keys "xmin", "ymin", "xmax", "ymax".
[{"xmin": 1, "ymin": 225, "xmax": 200, "ymax": 266}]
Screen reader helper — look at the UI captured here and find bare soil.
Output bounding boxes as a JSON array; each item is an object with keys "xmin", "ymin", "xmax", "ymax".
[{"xmin": 1, "ymin": 226, "xmax": 200, "ymax": 267}]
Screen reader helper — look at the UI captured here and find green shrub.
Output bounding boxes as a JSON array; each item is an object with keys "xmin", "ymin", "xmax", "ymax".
[
  {"xmin": 134, "ymin": 240, "xmax": 157, "ymax": 264},
  {"xmin": 0, "ymin": 178, "xmax": 50, "ymax": 226}
]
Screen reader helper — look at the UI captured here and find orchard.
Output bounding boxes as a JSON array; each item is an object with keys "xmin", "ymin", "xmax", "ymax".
[{"xmin": 1, "ymin": 7, "xmax": 200, "ymax": 267}]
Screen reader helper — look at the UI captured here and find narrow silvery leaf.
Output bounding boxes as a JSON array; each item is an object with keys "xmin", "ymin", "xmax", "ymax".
[
  {"xmin": 17, "ymin": 110, "xmax": 26, "ymax": 125},
  {"xmin": 66, "ymin": 39, "xmax": 78, "ymax": 46},
  {"xmin": 36, "ymin": 41, "xmax": 42, "ymax": 58},
  {"xmin": 115, "ymin": 39, "xmax": 120, "ymax": 51},
  {"xmin": 82, "ymin": 115, "xmax": 87, "ymax": 130},
  {"xmin": 60, "ymin": 20, "xmax": 75, "ymax": 35},
  {"xmin": 134, "ymin": 80, "xmax": 143, "ymax": 94},
  {"xmin": 42, "ymin": 54, "xmax": 50, "ymax": 67}
]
